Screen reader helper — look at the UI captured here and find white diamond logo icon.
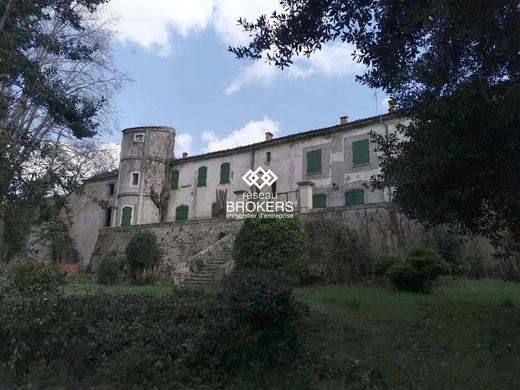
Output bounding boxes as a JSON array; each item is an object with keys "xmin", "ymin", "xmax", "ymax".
[{"xmin": 242, "ymin": 167, "xmax": 278, "ymax": 190}]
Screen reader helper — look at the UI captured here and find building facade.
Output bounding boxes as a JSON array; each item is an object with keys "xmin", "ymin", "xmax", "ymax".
[{"xmin": 57, "ymin": 113, "xmax": 402, "ymax": 265}]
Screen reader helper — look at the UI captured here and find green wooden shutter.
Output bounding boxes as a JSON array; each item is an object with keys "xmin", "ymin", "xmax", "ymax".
[
  {"xmin": 312, "ymin": 194, "xmax": 327, "ymax": 208},
  {"xmin": 352, "ymin": 139, "xmax": 370, "ymax": 166},
  {"xmin": 170, "ymin": 170, "xmax": 179, "ymax": 189},
  {"xmin": 345, "ymin": 189, "xmax": 364, "ymax": 205},
  {"xmin": 176, "ymin": 205, "xmax": 189, "ymax": 221},
  {"xmin": 121, "ymin": 207, "xmax": 132, "ymax": 226},
  {"xmin": 197, "ymin": 166, "xmax": 207, "ymax": 187},
  {"xmin": 307, "ymin": 149, "xmax": 321, "ymax": 174},
  {"xmin": 211, "ymin": 202, "xmax": 218, "ymax": 217},
  {"xmin": 220, "ymin": 162, "xmax": 230, "ymax": 184}
]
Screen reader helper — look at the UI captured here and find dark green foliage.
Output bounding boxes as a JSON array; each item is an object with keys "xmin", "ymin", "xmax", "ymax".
[
  {"xmin": 303, "ymin": 217, "xmax": 374, "ymax": 283},
  {"xmin": 374, "ymin": 255, "xmax": 399, "ymax": 277},
  {"xmin": 200, "ymin": 269, "xmax": 304, "ymax": 371},
  {"xmin": 379, "ymin": 248, "xmax": 451, "ymax": 293},
  {"xmin": 230, "ymin": 0, "xmax": 520, "ymax": 245},
  {"xmin": 233, "ymin": 216, "xmax": 307, "ymax": 281},
  {"xmin": 0, "ymin": 261, "xmax": 65, "ymax": 298},
  {"xmin": 96, "ymin": 257, "xmax": 124, "ymax": 285},
  {"xmin": 0, "ymin": 274, "xmax": 306, "ymax": 388},
  {"xmin": 125, "ymin": 231, "xmax": 163, "ymax": 276}
]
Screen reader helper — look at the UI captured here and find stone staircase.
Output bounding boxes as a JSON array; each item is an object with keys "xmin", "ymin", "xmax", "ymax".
[{"xmin": 180, "ymin": 252, "xmax": 233, "ymax": 288}]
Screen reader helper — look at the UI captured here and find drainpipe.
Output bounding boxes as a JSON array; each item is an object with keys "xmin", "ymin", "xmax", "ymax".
[{"xmin": 379, "ymin": 115, "xmax": 390, "ymax": 202}]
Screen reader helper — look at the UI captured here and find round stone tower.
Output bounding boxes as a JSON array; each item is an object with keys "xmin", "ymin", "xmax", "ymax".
[{"xmin": 116, "ymin": 126, "xmax": 175, "ymax": 226}]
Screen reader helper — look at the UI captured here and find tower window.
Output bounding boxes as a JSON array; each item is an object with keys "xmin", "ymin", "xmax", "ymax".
[
  {"xmin": 121, "ymin": 206, "xmax": 132, "ymax": 226},
  {"xmin": 266, "ymin": 152, "xmax": 271, "ymax": 163},
  {"xmin": 133, "ymin": 133, "xmax": 145, "ymax": 142},
  {"xmin": 131, "ymin": 172, "xmax": 140, "ymax": 186}
]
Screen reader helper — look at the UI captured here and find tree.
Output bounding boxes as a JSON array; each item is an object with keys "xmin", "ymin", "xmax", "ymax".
[
  {"xmin": 0, "ymin": 0, "xmax": 123, "ymax": 258},
  {"xmin": 230, "ymin": 0, "xmax": 520, "ymax": 244}
]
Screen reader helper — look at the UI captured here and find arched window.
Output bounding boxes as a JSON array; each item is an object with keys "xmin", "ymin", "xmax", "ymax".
[
  {"xmin": 176, "ymin": 205, "xmax": 189, "ymax": 221},
  {"xmin": 197, "ymin": 166, "xmax": 207, "ymax": 187},
  {"xmin": 220, "ymin": 162, "xmax": 230, "ymax": 184},
  {"xmin": 121, "ymin": 206, "xmax": 132, "ymax": 226},
  {"xmin": 345, "ymin": 189, "xmax": 364, "ymax": 206}
]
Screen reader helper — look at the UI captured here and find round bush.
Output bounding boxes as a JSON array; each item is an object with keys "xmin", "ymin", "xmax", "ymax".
[
  {"xmin": 1, "ymin": 261, "xmax": 65, "ymax": 298},
  {"xmin": 233, "ymin": 216, "xmax": 307, "ymax": 281},
  {"xmin": 387, "ymin": 261, "xmax": 420, "ymax": 292},
  {"xmin": 201, "ymin": 268, "xmax": 303, "ymax": 370},
  {"xmin": 125, "ymin": 231, "xmax": 163, "ymax": 273},
  {"xmin": 97, "ymin": 258, "xmax": 124, "ymax": 285}
]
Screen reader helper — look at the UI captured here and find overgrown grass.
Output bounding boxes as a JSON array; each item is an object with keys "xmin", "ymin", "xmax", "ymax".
[
  {"xmin": 60, "ymin": 277, "xmax": 520, "ymax": 388},
  {"xmin": 296, "ymin": 278, "xmax": 520, "ymax": 389}
]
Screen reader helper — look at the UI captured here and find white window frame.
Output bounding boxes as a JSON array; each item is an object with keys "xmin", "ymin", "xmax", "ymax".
[
  {"xmin": 120, "ymin": 205, "xmax": 134, "ymax": 226},
  {"xmin": 130, "ymin": 172, "xmax": 140, "ymax": 187},
  {"xmin": 133, "ymin": 133, "xmax": 145, "ymax": 142}
]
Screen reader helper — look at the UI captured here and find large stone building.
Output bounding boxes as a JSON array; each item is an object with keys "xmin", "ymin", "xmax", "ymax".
[{"xmin": 51, "ymin": 112, "xmax": 403, "ymax": 265}]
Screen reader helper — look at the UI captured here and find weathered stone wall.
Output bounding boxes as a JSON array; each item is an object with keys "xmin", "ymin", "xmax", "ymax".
[
  {"xmin": 90, "ymin": 218, "xmax": 241, "ymax": 281},
  {"xmin": 90, "ymin": 203, "xmax": 514, "ymax": 281}
]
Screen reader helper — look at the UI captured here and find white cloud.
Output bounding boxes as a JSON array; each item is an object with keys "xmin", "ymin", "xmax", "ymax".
[
  {"xmin": 106, "ymin": 0, "xmax": 216, "ymax": 55},
  {"xmin": 225, "ymin": 43, "xmax": 365, "ymax": 94},
  {"xmin": 202, "ymin": 117, "xmax": 280, "ymax": 152},
  {"xmin": 106, "ymin": 0, "xmax": 279, "ymax": 56},
  {"xmin": 175, "ymin": 133, "xmax": 194, "ymax": 157}
]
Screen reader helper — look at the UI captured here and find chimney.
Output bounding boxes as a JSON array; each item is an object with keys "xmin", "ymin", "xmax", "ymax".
[
  {"xmin": 182, "ymin": 152, "xmax": 188, "ymax": 158},
  {"xmin": 265, "ymin": 131, "xmax": 273, "ymax": 141},
  {"xmin": 340, "ymin": 115, "xmax": 349, "ymax": 125}
]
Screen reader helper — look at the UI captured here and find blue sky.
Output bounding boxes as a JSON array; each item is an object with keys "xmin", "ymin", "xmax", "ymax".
[{"xmin": 104, "ymin": 0, "xmax": 388, "ymax": 157}]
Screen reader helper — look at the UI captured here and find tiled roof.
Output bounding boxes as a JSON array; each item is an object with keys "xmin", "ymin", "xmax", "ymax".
[{"xmin": 171, "ymin": 113, "xmax": 399, "ymax": 164}]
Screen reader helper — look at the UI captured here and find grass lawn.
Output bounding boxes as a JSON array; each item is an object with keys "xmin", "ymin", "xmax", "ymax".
[
  {"xmin": 296, "ymin": 278, "xmax": 520, "ymax": 389},
  {"xmin": 63, "ymin": 277, "xmax": 520, "ymax": 389}
]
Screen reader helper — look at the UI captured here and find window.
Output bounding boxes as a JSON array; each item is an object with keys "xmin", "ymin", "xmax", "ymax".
[
  {"xmin": 271, "ymin": 181, "xmax": 277, "ymax": 195},
  {"xmin": 197, "ymin": 166, "xmax": 207, "ymax": 187},
  {"xmin": 345, "ymin": 189, "xmax": 364, "ymax": 205},
  {"xmin": 176, "ymin": 205, "xmax": 189, "ymax": 221},
  {"xmin": 211, "ymin": 202, "xmax": 218, "ymax": 218},
  {"xmin": 107, "ymin": 183, "xmax": 115, "ymax": 195},
  {"xmin": 266, "ymin": 152, "xmax": 271, "ymax": 163},
  {"xmin": 170, "ymin": 170, "xmax": 179, "ymax": 189},
  {"xmin": 352, "ymin": 139, "xmax": 370, "ymax": 166},
  {"xmin": 104, "ymin": 208, "xmax": 112, "ymax": 227},
  {"xmin": 307, "ymin": 149, "xmax": 321, "ymax": 174},
  {"xmin": 312, "ymin": 194, "xmax": 327, "ymax": 208},
  {"xmin": 133, "ymin": 133, "xmax": 145, "ymax": 142},
  {"xmin": 131, "ymin": 172, "xmax": 139, "ymax": 186},
  {"xmin": 121, "ymin": 206, "xmax": 132, "ymax": 226},
  {"xmin": 220, "ymin": 162, "xmax": 230, "ymax": 184}
]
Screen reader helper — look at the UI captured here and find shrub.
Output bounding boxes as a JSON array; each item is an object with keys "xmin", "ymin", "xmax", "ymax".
[
  {"xmin": 374, "ymin": 255, "xmax": 399, "ymax": 277},
  {"xmin": 303, "ymin": 217, "xmax": 374, "ymax": 283},
  {"xmin": 125, "ymin": 231, "xmax": 162, "ymax": 279},
  {"xmin": 233, "ymin": 216, "xmax": 307, "ymax": 281},
  {"xmin": 379, "ymin": 248, "xmax": 451, "ymax": 292},
  {"xmin": 97, "ymin": 257, "xmax": 124, "ymax": 285},
  {"xmin": 200, "ymin": 268, "xmax": 304, "ymax": 370},
  {"xmin": 0, "ymin": 261, "xmax": 65, "ymax": 298}
]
